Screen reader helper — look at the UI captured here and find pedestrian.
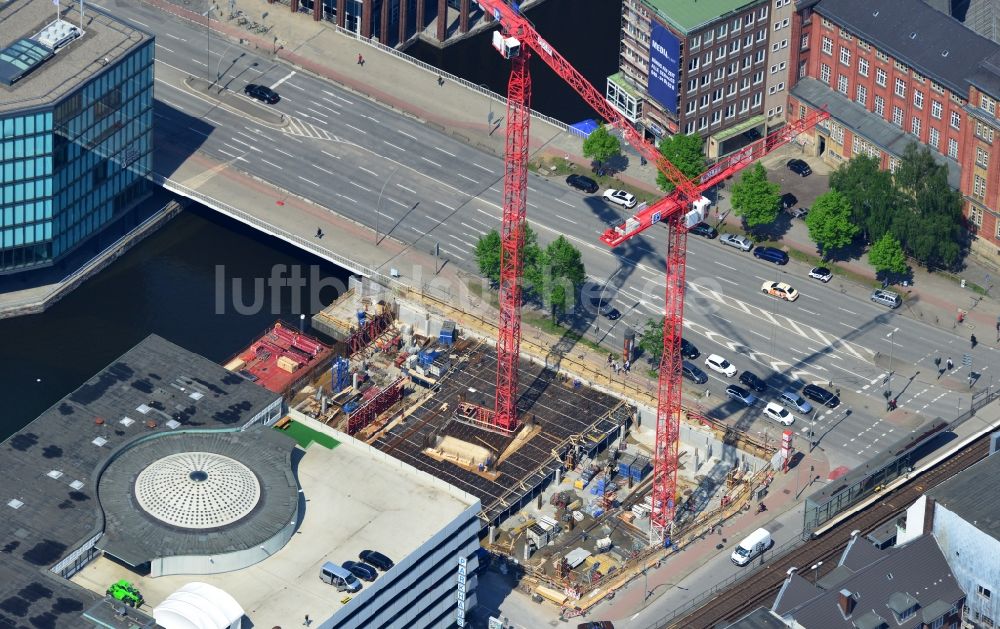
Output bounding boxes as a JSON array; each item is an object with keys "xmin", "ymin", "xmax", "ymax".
[
  {"xmin": 947, "ymin": 357, "xmax": 954, "ymax": 371},
  {"xmin": 304, "ymin": 614, "xmax": 311, "ymax": 626},
  {"xmin": 357, "ymin": 53, "xmax": 364, "ymax": 66},
  {"xmin": 971, "ymin": 334, "xmax": 978, "ymax": 348},
  {"xmin": 607, "ymin": 353, "xmax": 613, "ymax": 366},
  {"xmin": 437, "ymin": 74, "xmax": 445, "ymax": 86},
  {"xmin": 934, "ymin": 356, "xmax": 941, "ymax": 368},
  {"xmin": 315, "ymin": 227, "xmax": 324, "ymax": 238},
  {"xmin": 624, "ymin": 360, "xmax": 630, "ymax": 373}
]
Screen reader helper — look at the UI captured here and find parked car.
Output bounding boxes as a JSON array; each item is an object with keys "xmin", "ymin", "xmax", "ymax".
[
  {"xmin": 577, "ymin": 622, "xmax": 615, "ymax": 629},
  {"xmin": 244, "ymin": 83, "xmax": 280, "ymax": 104},
  {"xmin": 682, "ymin": 361, "xmax": 708, "ymax": 384},
  {"xmin": 739, "ymin": 371, "xmax": 767, "ymax": 393},
  {"xmin": 705, "ymin": 354, "xmax": 738, "ymax": 377},
  {"xmin": 870, "ymin": 289, "xmax": 902, "ymax": 309},
  {"xmin": 566, "ymin": 174, "xmax": 599, "ymax": 193},
  {"xmin": 602, "ymin": 189, "xmax": 637, "ymax": 209},
  {"xmin": 720, "ymin": 233, "xmax": 753, "ymax": 251},
  {"xmin": 680, "ymin": 338, "xmax": 700, "ymax": 360},
  {"xmin": 753, "ymin": 247, "xmax": 789, "ymax": 265},
  {"xmin": 803, "ymin": 383, "xmax": 840, "ymax": 408},
  {"xmin": 763, "ymin": 401, "xmax": 795, "ymax": 425},
  {"xmin": 689, "ymin": 222, "xmax": 718, "ymax": 239},
  {"xmin": 780, "ymin": 193, "xmax": 798, "ymax": 210},
  {"xmin": 786, "ymin": 158, "xmax": 812, "ymax": 176},
  {"xmin": 778, "ymin": 390, "xmax": 813, "ymax": 413},
  {"xmin": 597, "ymin": 300, "xmax": 621, "ymax": 320},
  {"xmin": 359, "ymin": 550, "xmax": 394, "ymax": 571},
  {"xmin": 809, "ymin": 267, "xmax": 833, "ymax": 282},
  {"xmin": 342, "ymin": 561, "xmax": 377, "ymax": 582},
  {"xmin": 761, "ymin": 281, "xmax": 799, "ymax": 301},
  {"xmin": 726, "ymin": 385, "xmax": 757, "ymax": 406}
]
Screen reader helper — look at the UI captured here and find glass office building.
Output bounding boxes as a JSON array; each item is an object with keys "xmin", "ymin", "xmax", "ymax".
[{"xmin": 0, "ymin": 2, "xmax": 153, "ymax": 274}]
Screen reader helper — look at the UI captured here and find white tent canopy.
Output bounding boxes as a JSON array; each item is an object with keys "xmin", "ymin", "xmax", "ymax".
[{"xmin": 153, "ymin": 582, "xmax": 244, "ymax": 629}]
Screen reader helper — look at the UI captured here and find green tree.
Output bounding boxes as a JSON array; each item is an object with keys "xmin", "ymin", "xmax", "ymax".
[
  {"xmin": 656, "ymin": 133, "xmax": 706, "ymax": 193},
  {"xmin": 536, "ymin": 236, "xmax": 586, "ymax": 321},
  {"xmin": 639, "ymin": 318, "xmax": 664, "ymax": 363},
  {"xmin": 730, "ymin": 162, "xmax": 781, "ymax": 229},
  {"xmin": 868, "ymin": 233, "xmax": 908, "ymax": 276},
  {"xmin": 582, "ymin": 124, "xmax": 621, "ymax": 170},
  {"xmin": 474, "ymin": 229, "xmax": 501, "ymax": 284},
  {"xmin": 829, "ymin": 154, "xmax": 898, "ymax": 243},
  {"xmin": 804, "ymin": 190, "xmax": 859, "ymax": 258}
]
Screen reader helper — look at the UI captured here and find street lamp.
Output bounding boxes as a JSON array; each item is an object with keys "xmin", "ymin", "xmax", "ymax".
[
  {"xmin": 376, "ymin": 166, "xmax": 400, "ymax": 245},
  {"xmin": 885, "ymin": 327, "xmax": 898, "ymax": 398},
  {"xmin": 205, "ymin": 5, "xmax": 212, "ymax": 81},
  {"xmin": 810, "ymin": 561, "xmax": 823, "ymax": 584}
]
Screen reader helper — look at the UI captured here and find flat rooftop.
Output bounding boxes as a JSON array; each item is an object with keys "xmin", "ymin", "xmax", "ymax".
[
  {"xmin": 643, "ymin": 0, "xmax": 763, "ymax": 34},
  {"xmin": 374, "ymin": 343, "xmax": 630, "ymax": 527},
  {"xmin": 0, "ymin": 0, "xmax": 151, "ymax": 113},
  {"xmin": 0, "ymin": 334, "xmax": 280, "ymax": 628},
  {"xmin": 71, "ymin": 421, "xmax": 479, "ymax": 627}
]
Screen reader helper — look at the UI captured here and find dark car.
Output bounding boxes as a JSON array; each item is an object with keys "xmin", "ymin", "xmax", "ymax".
[
  {"xmin": 753, "ymin": 246, "xmax": 789, "ymax": 265},
  {"xmin": 577, "ymin": 623, "xmax": 615, "ymax": 629},
  {"xmin": 779, "ymin": 193, "xmax": 798, "ymax": 210},
  {"xmin": 680, "ymin": 338, "xmax": 700, "ymax": 360},
  {"xmin": 566, "ymin": 174, "xmax": 599, "ymax": 193},
  {"xmin": 244, "ymin": 83, "xmax": 280, "ymax": 104},
  {"xmin": 682, "ymin": 361, "xmax": 708, "ymax": 384},
  {"xmin": 598, "ymin": 300, "xmax": 621, "ymax": 320},
  {"xmin": 359, "ymin": 550, "xmax": 394, "ymax": 571},
  {"xmin": 786, "ymin": 158, "xmax": 812, "ymax": 176},
  {"xmin": 689, "ymin": 222, "xmax": 718, "ymax": 239},
  {"xmin": 342, "ymin": 560, "xmax": 377, "ymax": 582},
  {"xmin": 802, "ymin": 383, "xmax": 840, "ymax": 408},
  {"xmin": 739, "ymin": 371, "xmax": 767, "ymax": 393}
]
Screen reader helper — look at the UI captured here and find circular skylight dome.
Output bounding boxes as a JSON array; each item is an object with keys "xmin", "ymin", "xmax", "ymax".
[{"xmin": 134, "ymin": 451, "xmax": 261, "ymax": 529}]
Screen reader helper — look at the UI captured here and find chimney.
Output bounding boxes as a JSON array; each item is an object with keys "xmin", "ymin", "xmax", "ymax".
[
  {"xmin": 922, "ymin": 497, "xmax": 936, "ymax": 536},
  {"xmin": 838, "ymin": 589, "xmax": 855, "ymax": 617}
]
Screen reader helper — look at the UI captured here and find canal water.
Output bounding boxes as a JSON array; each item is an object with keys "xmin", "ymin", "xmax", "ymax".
[
  {"xmin": 407, "ymin": 0, "xmax": 624, "ymax": 125},
  {"xmin": 0, "ymin": 202, "xmax": 349, "ymax": 440}
]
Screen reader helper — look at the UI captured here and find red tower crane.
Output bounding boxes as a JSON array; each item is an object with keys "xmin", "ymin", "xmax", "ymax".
[{"xmin": 473, "ymin": 0, "xmax": 828, "ymax": 545}]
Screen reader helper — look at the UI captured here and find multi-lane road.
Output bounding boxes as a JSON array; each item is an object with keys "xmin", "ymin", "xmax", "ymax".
[{"xmin": 101, "ymin": 0, "xmax": 1000, "ymax": 468}]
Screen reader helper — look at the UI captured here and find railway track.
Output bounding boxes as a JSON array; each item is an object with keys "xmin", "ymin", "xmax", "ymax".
[{"xmin": 669, "ymin": 433, "xmax": 992, "ymax": 628}]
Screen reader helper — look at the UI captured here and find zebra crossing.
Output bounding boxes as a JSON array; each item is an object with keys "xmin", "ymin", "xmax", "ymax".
[{"xmin": 687, "ymin": 281, "xmax": 875, "ymax": 363}]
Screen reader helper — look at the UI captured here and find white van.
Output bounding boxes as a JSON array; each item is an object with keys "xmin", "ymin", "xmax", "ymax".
[
  {"xmin": 320, "ymin": 561, "xmax": 362, "ymax": 592},
  {"xmin": 731, "ymin": 528, "xmax": 772, "ymax": 566}
]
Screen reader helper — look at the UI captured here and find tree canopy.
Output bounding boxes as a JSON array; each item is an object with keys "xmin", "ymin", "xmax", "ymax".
[
  {"xmin": 639, "ymin": 318, "xmax": 664, "ymax": 363},
  {"xmin": 868, "ymin": 233, "xmax": 908, "ymax": 276},
  {"xmin": 804, "ymin": 190, "xmax": 858, "ymax": 258},
  {"xmin": 582, "ymin": 124, "xmax": 621, "ymax": 167},
  {"xmin": 730, "ymin": 162, "xmax": 781, "ymax": 229},
  {"xmin": 829, "ymin": 143, "xmax": 965, "ymax": 270},
  {"xmin": 656, "ymin": 133, "xmax": 706, "ymax": 193},
  {"xmin": 474, "ymin": 229, "xmax": 502, "ymax": 284}
]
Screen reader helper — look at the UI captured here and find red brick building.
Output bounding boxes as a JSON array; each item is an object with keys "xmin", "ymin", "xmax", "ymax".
[{"xmin": 787, "ymin": 0, "xmax": 1000, "ymax": 256}]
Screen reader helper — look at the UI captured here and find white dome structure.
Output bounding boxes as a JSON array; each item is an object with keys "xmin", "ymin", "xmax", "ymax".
[{"xmin": 152, "ymin": 582, "xmax": 244, "ymax": 629}]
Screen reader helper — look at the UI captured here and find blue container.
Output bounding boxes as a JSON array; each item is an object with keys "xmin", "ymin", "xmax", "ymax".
[{"xmin": 593, "ymin": 508, "xmax": 604, "ymax": 518}]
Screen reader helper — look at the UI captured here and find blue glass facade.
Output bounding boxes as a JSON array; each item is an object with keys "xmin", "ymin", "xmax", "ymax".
[{"xmin": 0, "ymin": 39, "xmax": 153, "ymax": 273}]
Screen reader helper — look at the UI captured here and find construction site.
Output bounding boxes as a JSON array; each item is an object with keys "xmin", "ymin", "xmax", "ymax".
[{"xmin": 281, "ymin": 277, "xmax": 779, "ymax": 613}]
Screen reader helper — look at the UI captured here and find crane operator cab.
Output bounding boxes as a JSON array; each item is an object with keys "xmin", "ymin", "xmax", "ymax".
[
  {"xmin": 683, "ymin": 197, "xmax": 712, "ymax": 229},
  {"xmin": 492, "ymin": 31, "xmax": 521, "ymax": 59}
]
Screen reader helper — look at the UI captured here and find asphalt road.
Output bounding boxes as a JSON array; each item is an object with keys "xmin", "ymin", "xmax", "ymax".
[{"xmin": 100, "ymin": 0, "xmax": 1000, "ymax": 469}]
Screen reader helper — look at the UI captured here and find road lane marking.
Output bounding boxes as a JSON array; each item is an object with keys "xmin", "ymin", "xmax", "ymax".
[
  {"xmin": 435, "ymin": 146, "xmax": 456, "ymax": 157},
  {"xmin": 555, "ymin": 198, "xmax": 574, "ymax": 207},
  {"xmin": 344, "ymin": 123, "xmax": 367, "ymax": 134},
  {"xmin": 129, "ymin": 18, "xmax": 151, "ymax": 28},
  {"xmin": 298, "ymin": 176, "xmax": 320, "ymax": 187},
  {"xmin": 396, "ymin": 184, "xmax": 416, "ymax": 194},
  {"xmin": 260, "ymin": 159, "xmax": 283, "ymax": 169},
  {"xmin": 305, "ymin": 106, "xmax": 328, "ymax": 118},
  {"xmin": 359, "ymin": 166, "xmax": 378, "ymax": 177},
  {"xmin": 555, "ymin": 214, "xmax": 577, "ymax": 224},
  {"xmin": 366, "ymin": 115, "xmax": 380, "ymax": 124},
  {"xmin": 269, "ymin": 70, "xmax": 297, "ymax": 90},
  {"xmin": 458, "ymin": 173, "xmax": 477, "ymax": 183},
  {"xmin": 838, "ymin": 307, "xmax": 858, "ymax": 315},
  {"xmin": 717, "ymin": 277, "xmax": 737, "ymax": 286},
  {"xmin": 164, "ymin": 32, "xmax": 184, "ymax": 41},
  {"xmin": 217, "ymin": 148, "xmax": 236, "ymax": 157},
  {"xmin": 383, "ymin": 140, "xmax": 406, "ymax": 152},
  {"xmin": 714, "ymin": 261, "xmax": 736, "ymax": 270},
  {"xmin": 156, "ymin": 45, "xmax": 176, "ymax": 54},
  {"xmin": 227, "ymin": 137, "xmax": 261, "ymax": 152},
  {"xmin": 312, "ymin": 164, "xmax": 335, "ymax": 175},
  {"xmin": 421, "ymin": 157, "xmax": 442, "ymax": 167},
  {"xmin": 321, "ymin": 97, "xmax": 343, "ymax": 108},
  {"xmin": 798, "ymin": 308, "xmax": 819, "ymax": 316},
  {"xmin": 191, "ymin": 58, "xmax": 207, "ymax": 66},
  {"xmin": 288, "ymin": 83, "xmax": 306, "ymax": 91},
  {"xmin": 274, "ymin": 148, "xmax": 294, "ymax": 158},
  {"xmin": 386, "ymin": 197, "xmax": 407, "ymax": 208},
  {"xmin": 186, "ymin": 126, "xmax": 209, "ymax": 136},
  {"xmin": 320, "ymin": 149, "xmax": 341, "ymax": 160},
  {"xmin": 473, "ymin": 163, "xmax": 492, "ymax": 172},
  {"xmin": 322, "ymin": 90, "xmax": 354, "ymax": 105},
  {"xmin": 349, "ymin": 181, "xmax": 372, "ymax": 192},
  {"xmin": 398, "ymin": 130, "xmax": 417, "ymax": 141},
  {"xmin": 435, "ymin": 200, "xmax": 457, "ymax": 210}
]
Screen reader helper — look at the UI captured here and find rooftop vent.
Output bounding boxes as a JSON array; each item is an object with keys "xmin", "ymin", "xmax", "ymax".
[
  {"xmin": 7, "ymin": 499, "xmax": 23, "ymax": 509},
  {"xmin": 46, "ymin": 470, "xmax": 63, "ymax": 479},
  {"xmin": 942, "ymin": 50, "xmax": 950, "ymax": 57},
  {"xmin": 92, "ymin": 436, "xmax": 108, "ymax": 447},
  {"xmin": 69, "ymin": 480, "xmax": 84, "ymax": 490},
  {"xmin": 120, "ymin": 417, "xmax": 135, "ymax": 427},
  {"xmin": 189, "ymin": 391, "xmax": 204, "ymax": 401},
  {"xmin": 136, "ymin": 404, "xmax": 151, "ymax": 414},
  {"xmin": 873, "ymin": 10, "xmax": 880, "ymax": 16},
  {"xmin": 910, "ymin": 32, "xmax": 917, "ymax": 39}
]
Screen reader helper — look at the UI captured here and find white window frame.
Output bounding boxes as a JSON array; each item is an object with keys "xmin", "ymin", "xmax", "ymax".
[
  {"xmin": 876, "ymin": 67, "xmax": 887, "ymax": 87},
  {"xmin": 822, "ymin": 36, "xmax": 833, "ymax": 55},
  {"xmin": 820, "ymin": 63, "xmax": 831, "ymax": 84},
  {"xmin": 895, "ymin": 77, "xmax": 906, "ymax": 98},
  {"xmin": 858, "ymin": 57, "xmax": 869, "ymax": 77},
  {"xmin": 840, "ymin": 47, "xmax": 850, "ymax": 66},
  {"xmin": 874, "ymin": 95, "xmax": 885, "ymax": 116},
  {"xmin": 914, "ymin": 90, "xmax": 923, "ymax": 110},
  {"xmin": 931, "ymin": 100, "xmax": 943, "ymax": 119},
  {"xmin": 951, "ymin": 111, "xmax": 961, "ymax": 130},
  {"xmin": 856, "ymin": 84, "xmax": 867, "ymax": 106}
]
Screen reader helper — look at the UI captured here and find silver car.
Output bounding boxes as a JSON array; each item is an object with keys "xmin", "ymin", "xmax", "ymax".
[{"xmin": 720, "ymin": 233, "xmax": 753, "ymax": 251}]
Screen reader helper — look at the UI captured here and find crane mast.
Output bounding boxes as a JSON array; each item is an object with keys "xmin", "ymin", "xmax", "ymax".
[{"xmin": 475, "ymin": 0, "xmax": 828, "ymax": 546}]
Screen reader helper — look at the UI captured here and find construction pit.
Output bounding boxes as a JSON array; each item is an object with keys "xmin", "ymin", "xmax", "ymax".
[{"xmin": 301, "ymin": 281, "xmax": 778, "ymax": 610}]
